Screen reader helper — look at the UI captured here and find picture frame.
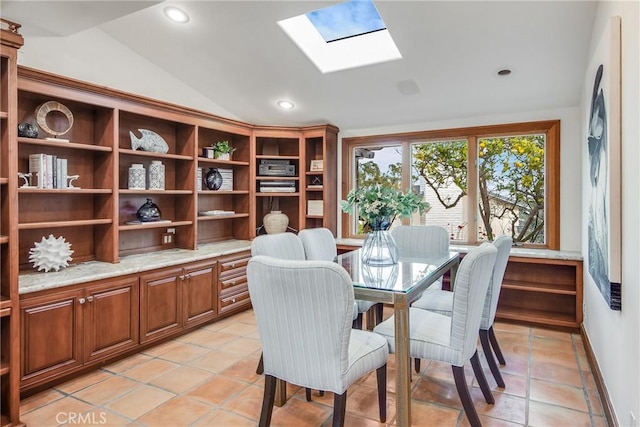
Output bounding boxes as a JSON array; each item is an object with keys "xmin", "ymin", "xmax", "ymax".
[
  {"xmin": 586, "ymin": 16, "xmax": 622, "ymax": 310},
  {"xmin": 310, "ymin": 160, "xmax": 323, "ymax": 172}
]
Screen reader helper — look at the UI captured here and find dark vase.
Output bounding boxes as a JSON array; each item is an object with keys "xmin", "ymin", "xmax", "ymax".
[
  {"xmin": 136, "ymin": 198, "xmax": 161, "ymax": 222},
  {"xmin": 205, "ymin": 168, "xmax": 223, "ymax": 190},
  {"xmin": 18, "ymin": 122, "xmax": 38, "ymax": 138}
]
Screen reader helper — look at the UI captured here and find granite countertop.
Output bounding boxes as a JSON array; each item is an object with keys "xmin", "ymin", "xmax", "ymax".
[
  {"xmin": 19, "ymin": 240, "xmax": 252, "ymax": 295},
  {"xmin": 335, "ymin": 238, "xmax": 583, "ymax": 261}
]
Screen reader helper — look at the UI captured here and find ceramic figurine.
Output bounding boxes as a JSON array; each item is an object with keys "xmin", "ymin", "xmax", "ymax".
[
  {"xmin": 18, "ymin": 122, "xmax": 38, "ymax": 138},
  {"xmin": 29, "ymin": 234, "xmax": 74, "ymax": 272},
  {"xmin": 129, "ymin": 129, "xmax": 169, "ymax": 153},
  {"xmin": 136, "ymin": 198, "xmax": 162, "ymax": 222}
]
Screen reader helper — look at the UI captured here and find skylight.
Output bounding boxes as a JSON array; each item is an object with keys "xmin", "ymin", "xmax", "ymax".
[{"xmin": 278, "ymin": 0, "xmax": 401, "ymax": 73}]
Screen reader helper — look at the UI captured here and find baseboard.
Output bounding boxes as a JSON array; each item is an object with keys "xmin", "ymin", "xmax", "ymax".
[{"xmin": 581, "ymin": 324, "xmax": 618, "ymax": 427}]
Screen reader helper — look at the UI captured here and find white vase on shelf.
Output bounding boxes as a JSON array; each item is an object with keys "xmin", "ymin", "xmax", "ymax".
[
  {"xmin": 263, "ymin": 211, "xmax": 288, "ymax": 234},
  {"xmin": 148, "ymin": 160, "xmax": 165, "ymax": 190},
  {"xmin": 128, "ymin": 164, "xmax": 146, "ymax": 190}
]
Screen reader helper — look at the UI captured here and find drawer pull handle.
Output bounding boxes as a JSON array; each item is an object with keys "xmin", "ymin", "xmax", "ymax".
[
  {"xmin": 230, "ymin": 263, "xmax": 236, "ymax": 268},
  {"xmin": 231, "ymin": 298, "xmax": 236, "ymax": 303},
  {"xmin": 79, "ymin": 298, "xmax": 86, "ymax": 305},
  {"xmin": 179, "ymin": 275, "xmax": 185, "ymax": 281},
  {"xmin": 86, "ymin": 296, "xmax": 94, "ymax": 302}
]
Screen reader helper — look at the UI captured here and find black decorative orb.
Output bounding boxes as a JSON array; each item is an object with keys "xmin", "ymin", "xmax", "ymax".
[
  {"xmin": 205, "ymin": 168, "xmax": 223, "ymax": 190},
  {"xmin": 136, "ymin": 198, "xmax": 161, "ymax": 222},
  {"xmin": 18, "ymin": 122, "xmax": 38, "ymax": 138}
]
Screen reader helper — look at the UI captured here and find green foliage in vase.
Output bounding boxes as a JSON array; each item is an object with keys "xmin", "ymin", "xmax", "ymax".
[
  {"xmin": 212, "ymin": 140, "xmax": 236, "ymax": 156},
  {"xmin": 341, "ymin": 184, "xmax": 429, "ymax": 231}
]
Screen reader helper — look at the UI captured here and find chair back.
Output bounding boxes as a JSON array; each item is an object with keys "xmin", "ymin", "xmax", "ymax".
[
  {"xmin": 251, "ymin": 232, "xmax": 305, "ymax": 260},
  {"xmin": 449, "ymin": 243, "xmax": 497, "ymax": 360},
  {"xmin": 247, "ymin": 256, "xmax": 356, "ymax": 392},
  {"xmin": 481, "ymin": 235, "xmax": 512, "ymax": 329},
  {"xmin": 299, "ymin": 227, "xmax": 337, "ymax": 261},
  {"xmin": 391, "ymin": 225, "xmax": 449, "ymax": 257}
]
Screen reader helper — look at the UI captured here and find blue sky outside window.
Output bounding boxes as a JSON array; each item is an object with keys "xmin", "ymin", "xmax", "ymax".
[{"xmin": 306, "ymin": 0, "xmax": 386, "ymax": 43}]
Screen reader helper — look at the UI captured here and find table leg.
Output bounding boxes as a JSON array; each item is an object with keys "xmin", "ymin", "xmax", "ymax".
[
  {"xmin": 274, "ymin": 379, "xmax": 286, "ymax": 407},
  {"xmin": 393, "ymin": 298, "xmax": 411, "ymax": 426}
]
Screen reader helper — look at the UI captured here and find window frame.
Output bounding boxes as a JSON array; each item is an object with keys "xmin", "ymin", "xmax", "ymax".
[{"xmin": 341, "ymin": 120, "xmax": 560, "ymax": 249}]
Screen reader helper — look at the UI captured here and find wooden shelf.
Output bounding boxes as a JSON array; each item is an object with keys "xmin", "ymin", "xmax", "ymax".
[
  {"xmin": 19, "ymin": 188, "xmax": 112, "ymax": 194},
  {"xmin": 19, "ymin": 137, "xmax": 112, "ymax": 152},
  {"xmin": 255, "ymin": 154, "xmax": 299, "ymax": 160},
  {"xmin": 0, "ymin": 361, "xmax": 9, "ymax": 376},
  {"xmin": 0, "ymin": 178, "xmax": 8, "ymax": 185},
  {"xmin": 119, "ymin": 220, "xmax": 192, "ymax": 231},
  {"xmin": 496, "ymin": 306, "xmax": 578, "ymax": 328},
  {"xmin": 19, "ymin": 219, "xmax": 112, "ymax": 229},
  {"xmin": 258, "ymin": 176, "xmax": 299, "ymax": 181},
  {"xmin": 305, "ymin": 171, "xmax": 323, "ymax": 175},
  {"xmin": 119, "ymin": 189, "xmax": 192, "ymax": 195},
  {"xmin": 197, "ymin": 213, "xmax": 249, "ymax": 221},
  {"xmin": 306, "ymin": 215, "xmax": 323, "ymax": 219},
  {"xmin": 256, "ymin": 192, "xmax": 299, "ymax": 197},
  {"xmin": 119, "ymin": 148, "xmax": 192, "ymax": 161},
  {"xmin": 0, "ymin": 111, "xmax": 7, "ymax": 119},
  {"xmin": 198, "ymin": 190, "xmax": 249, "ymax": 195},
  {"xmin": 0, "ymin": 236, "xmax": 8, "ymax": 244},
  {"xmin": 306, "ymin": 187, "xmax": 323, "ymax": 192},
  {"xmin": 197, "ymin": 157, "xmax": 249, "ymax": 167},
  {"xmin": 502, "ymin": 281, "xmax": 577, "ymax": 295},
  {"xmin": 0, "ymin": 297, "xmax": 11, "ymax": 311}
]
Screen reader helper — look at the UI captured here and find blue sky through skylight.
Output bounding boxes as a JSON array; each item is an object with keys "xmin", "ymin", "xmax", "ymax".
[{"xmin": 306, "ymin": 0, "xmax": 386, "ymax": 43}]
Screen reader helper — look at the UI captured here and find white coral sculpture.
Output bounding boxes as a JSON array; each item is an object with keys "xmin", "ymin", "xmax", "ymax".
[{"xmin": 29, "ymin": 234, "xmax": 74, "ymax": 272}]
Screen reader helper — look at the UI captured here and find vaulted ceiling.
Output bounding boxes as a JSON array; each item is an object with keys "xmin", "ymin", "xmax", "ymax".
[{"xmin": 2, "ymin": 1, "xmax": 597, "ymax": 130}]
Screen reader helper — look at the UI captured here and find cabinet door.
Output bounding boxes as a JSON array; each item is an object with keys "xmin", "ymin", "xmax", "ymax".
[
  {"xmin": 20, "ymin": 289, "xmax": 83, "ymax": 388},
  {"xmin": 140, "ymin": 267, "xmax": 183, "ymax": 344},
  {"xmin": 84, "ymin": 277, "xmax": 139, "ymax": 363},
  {"xmin": 183, "ymin": 260, "xmax": 217, "ymax": 328}
]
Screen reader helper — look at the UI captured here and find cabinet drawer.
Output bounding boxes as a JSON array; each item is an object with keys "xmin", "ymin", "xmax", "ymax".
[
  {"xmin": 220, "ymin": 289, "xmax": 250, "ymax": 312},
  {"xmin": 219, "ymin": 252, "xmax": 251, "ymax": 275},
  {"xmin": 220, "ymin": 274, "xmax": 248, "ymax": 293}
]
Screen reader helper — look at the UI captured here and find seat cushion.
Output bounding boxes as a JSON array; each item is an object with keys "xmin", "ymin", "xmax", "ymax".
[
  {"xmin": 373, "ymin": 307, "xmax": 466, "ymax": 367},
  {"xmin": 343, "ymin": 329, "xmax": 389, "ymax": 390},
  {"xmin": 411, "ymin": 289, "xmax": 453, "ymax": 315},
  {"xmin": 356, "ymin": 299, "xmax": 376, "ymax": 314}
]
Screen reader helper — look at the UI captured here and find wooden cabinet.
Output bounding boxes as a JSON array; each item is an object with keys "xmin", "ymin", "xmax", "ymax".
[
  {"xmin": 183, "ymin": 259, "xmax": 218, "ymax": 328},
  {"xmin": 0, "ymin": 18, "xmax": 23, "ymax": 426},
  {"xmin": 496, "ymin": 256, "xmax": 583, "ymax": 329},
  {"xmin": 218, "ymin": 251, "xmax": 251, "ymax": 314},
  {"xmin": 20, "ymin": 276, "xmax": 138, "ymax": 390},
  {"xmin": 139, "ymin": 267, "xmax": 183, "ymax": 344}
]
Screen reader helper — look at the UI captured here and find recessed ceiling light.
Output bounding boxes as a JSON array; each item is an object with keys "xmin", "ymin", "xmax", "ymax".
[
  {"xmin": 163, "ymin": 6, "xmax": 190, "ymax": 23},
  {"xmin": 497, "ymin": 69, "xmax": 512, "ymax": 76},
  {"xmin": 277, "ymin": 101, "xmax": 295, "ymax": 110}
]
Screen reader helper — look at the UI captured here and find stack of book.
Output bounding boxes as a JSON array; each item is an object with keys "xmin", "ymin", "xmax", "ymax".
[
  {"xmin": 259, "ymin": 180, "xmax": 296, "ymax": 193},
  {"xmin": 196, "ymin": 168, "xmax": 203, "ymax": 191},
  {"xmin": 218, "ymin": 168, "xmax": 233, "ymax": 191},
  {"xmin": 29, "ymin": 153, "xmax": 69, "ymax": 189}
]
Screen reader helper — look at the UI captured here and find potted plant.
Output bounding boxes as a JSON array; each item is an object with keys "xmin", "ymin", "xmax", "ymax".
[{"xmin": 212, "ymin": 140, "xmax": 236, "ymax": 160}]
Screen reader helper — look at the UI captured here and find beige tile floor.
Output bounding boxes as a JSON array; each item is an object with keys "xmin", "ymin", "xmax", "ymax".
[{"xmin": 21, "ymin": 309, "xmax": 607, "ymax": 426}]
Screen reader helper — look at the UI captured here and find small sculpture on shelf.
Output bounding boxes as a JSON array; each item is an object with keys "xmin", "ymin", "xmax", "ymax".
[
  {"xmin": 205, "ymin": 168, "xmax": 223, "ymax": 190},
  {"xmin": 17, "ymin": 172, "xmax": 34, "ymax": 188},
  {"xmin": 28, "ymin": 234, "xmax": 74, "ymax": 273},
  {"xmin": 67, "ymin": 175, "xmax": 80, "ymax": 188},
  {"xmin": 129, "ymin": 129, "xmax": 169, "ymax": 153},
  {"xmin": 136, "ymin": 198, "xmax": 162, "ymax": 222},
  {"xmin": 17, "ymin": 122, "xmax": 38, "ymax": 138}
]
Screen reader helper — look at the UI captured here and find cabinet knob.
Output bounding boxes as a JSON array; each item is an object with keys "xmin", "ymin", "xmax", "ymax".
[
  {"xmin": 87, "ymin": 296, "xmax": 94, "ymax": 302},
  {"xmin": 179, "ymin": 275, "xmax": 185, "ymax": 281},
  {"xmin": 231, "ymin": 298, "xmax": 236, "ymax": 303},
  {"xmin": 230, "ymin": 263, "xmax": 236, "ymax": 268},
  {"xmin": 185, "ymin": 274, "xmax": 191, "ymax": 280},
  {"xmin": 78, "ymin": 298, "xmax": 86, "ymax": 305}
]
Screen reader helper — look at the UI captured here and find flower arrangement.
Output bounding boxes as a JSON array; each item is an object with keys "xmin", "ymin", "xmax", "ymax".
[
  {"xmin": 212, "ymin": 140, "xmax": 236, "ymax": 159},
  {"xmin": 341, "ymin": 184, "xmax": 429, "ymax": 231}
]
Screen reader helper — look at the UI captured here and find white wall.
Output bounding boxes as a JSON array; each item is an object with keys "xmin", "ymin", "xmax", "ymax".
[
  {"xmin": 340, "ymin": 106, "xmax": 583, "ymax": 251},
  {"xmin": 581, "ymin": 2, "xmax": 640, "ymax": 426},
  {"xmin": 16, "ymin": 27, "xmax": 238, "ymax": 121}
]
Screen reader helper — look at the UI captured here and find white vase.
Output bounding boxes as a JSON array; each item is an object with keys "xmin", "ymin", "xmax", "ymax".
[
  {"xmin": 128, "ymin": 164, "xmax": 145, "ymax": 190},
  {"xmin": 215, "ymin": 152, "xmax": 230, "ymax": 161},
  {"xmin": 263, "ymin": 211, "xmax": 288, "ymax": 234},
  {"xmin": 148, "ymin": 160, "xmax": 165, "ymax": 190}
]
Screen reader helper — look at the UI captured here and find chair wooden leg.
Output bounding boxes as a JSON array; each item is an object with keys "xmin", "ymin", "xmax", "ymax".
[
  {"xmin": 452, "ymin": 365, "xmax": 482, "ymax": 427},
  {"xmin": 256, "ymin": 352, "xmax": 264, "ymax": 374},
  {"xmin": 488, "ymin": 326, "xmax": 506, "ymax": 365},
  {"xmin": 470, "ymin": 351, "xmax": 495, "ymax": 404},
  {"xmin": 479, "ymin": 329, "xmax": 505, "ymax": 388},
  {"xmin": 376, "ymin": 364, "xmax": 387, "ymax": 423},
  {"xmin": 259, "ymin": 375, "xmax": 277, "ymax": 427},
  {"xmin": 305, "ymin": 388, "xmax": 312, "ymax": 401},
  {"xmin": 333, "ymin": 391, "xmax": 347, "ymax": 427},
  {"xmin": 414, "ymin": 357, "xmax": 421, "ymax": 373},
  {"xmin": 375, "ymin": 303, "xmax": 384, "ymax": 325}
]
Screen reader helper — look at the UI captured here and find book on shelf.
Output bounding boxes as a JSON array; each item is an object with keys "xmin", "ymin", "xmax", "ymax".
[
  {"xmin": 306, "ymin": 185, "xmax": 323, "ymax": 189},
  {"xmin": 218, "ymin": 168, "xmax": 233, "ymax": 191},
  {"xmin": 307, "ymin": 200, "xmax": 323, "ymax": 216},
  {"xmin": 124, "ymin": 219, "xmax": 172, "ymax": 225},
  {"xmin": 196, "ymin": 168, "xmax": 203, "ymax": 191},
  {"xmin": 199, "ymin": 210, "xmax": 236, "ymax": 216},
  {"xmin": 29, "ymin": 153, "xmax": 69, "ymax": 189},
  {"xmin": 29, "ymin": 153, "xmax": 45, "ymax": 188}
]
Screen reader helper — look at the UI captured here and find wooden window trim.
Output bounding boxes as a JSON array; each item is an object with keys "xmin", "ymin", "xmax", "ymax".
[{"xmin": 341, "ymin": 120, "xmax": 560, "ymax": 249}]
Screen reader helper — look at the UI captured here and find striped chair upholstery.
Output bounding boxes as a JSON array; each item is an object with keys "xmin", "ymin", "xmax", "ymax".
[
  {"xmin": 298, "ymin": 227, "xmax": 372, "ymax": 326},
  {"xmin": 248, "ymin": 256, "xmax": 389, "ymax": 426},
  {"xmin": 373, "ymin": 243, "xmax": 497, "ymax": 427},
  {"xmin": 391, "ymin": 225, "xmax": 450, "ymax": 292},
  {"xmin": 411, "ymin": 236, "xmax": 513, "ymax": 387},
  {"xmin": 251, "ymin": 232, "xmax": 306, "ymax": 260}
]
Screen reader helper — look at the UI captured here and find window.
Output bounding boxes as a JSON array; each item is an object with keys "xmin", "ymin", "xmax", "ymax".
[{"xmin": 341, "ymin": 121, "xmax": 560, "ymax": 248}]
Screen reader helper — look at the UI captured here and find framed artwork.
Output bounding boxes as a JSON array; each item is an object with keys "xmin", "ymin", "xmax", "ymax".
[
  {"xmin": 586, "ymin": 16, "xmax": 622, "ymax": 310},
  {"xmin": 310, "ymin": 160, "xmax": 324, "ymax": 172}
]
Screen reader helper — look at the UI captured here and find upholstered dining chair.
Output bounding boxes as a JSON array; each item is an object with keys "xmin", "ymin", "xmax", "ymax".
[
  {"xmin": 298, "ymin": 227, "xmax": 378, "ymax": 329},
  {"xmin": 373, "ymin": 243, "xmax": 498, "ymax": 427},
  {"xmin": 411, "ymin": 235, "xmax": 513, "ymax": 386},
  {"xmin": 248, "ymin": 256, "xmax": 389, "ymax": 426},
  {"xmin": 391, "ymin": 225, "xmax": 450, "ymax": 291}
]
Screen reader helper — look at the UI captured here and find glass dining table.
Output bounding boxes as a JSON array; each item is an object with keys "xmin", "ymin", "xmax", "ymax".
[{"xmin": 336, "ymin": 248, "xmax": 460, "ymax": 427}]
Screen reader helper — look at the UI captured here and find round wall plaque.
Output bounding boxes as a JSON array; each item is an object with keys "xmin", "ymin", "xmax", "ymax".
[{"xmin": 35, "ymin": 101, "xmax": 74, "ymax": 137}]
